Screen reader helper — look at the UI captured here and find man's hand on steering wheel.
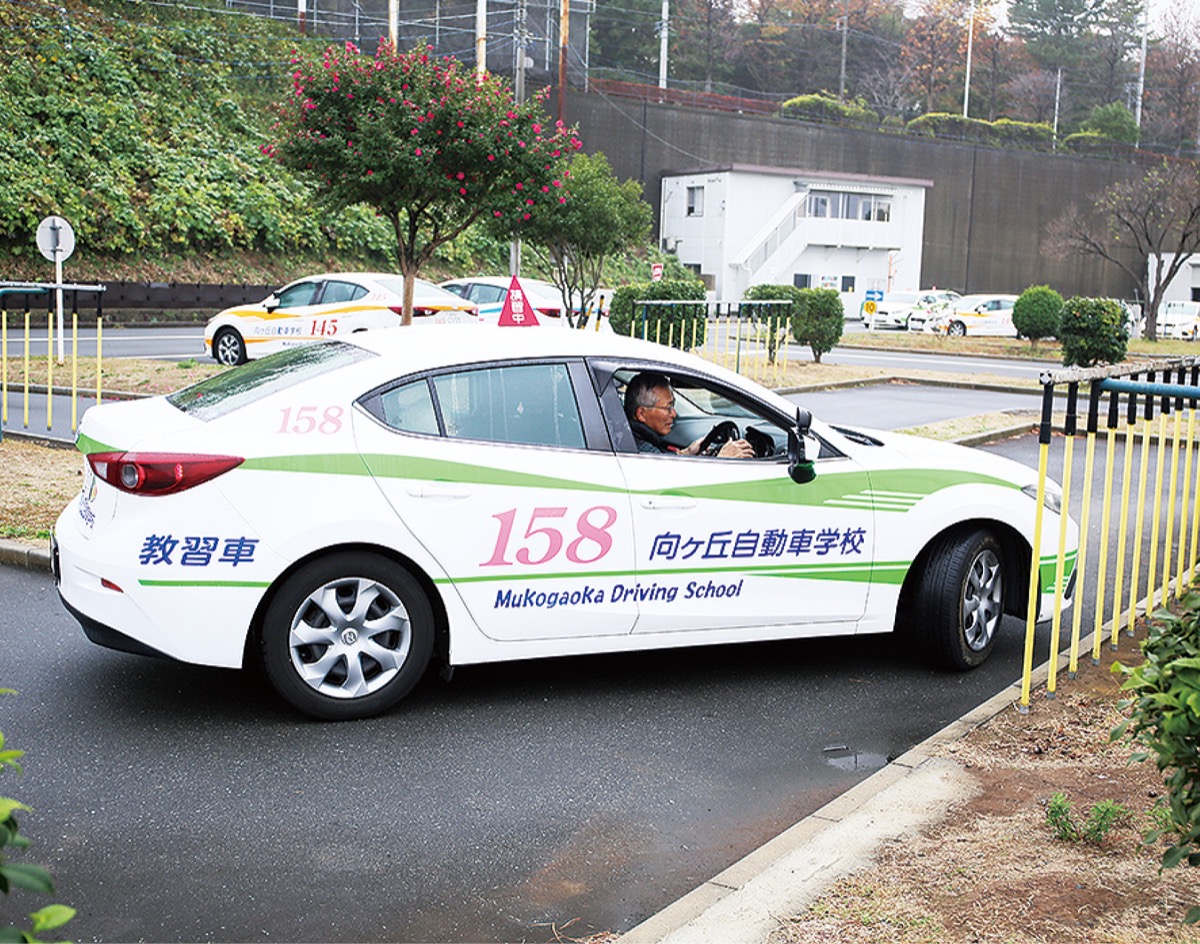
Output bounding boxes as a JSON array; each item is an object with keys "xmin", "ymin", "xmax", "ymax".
[{"xmin": 683, "ymin": 420, "xmax": 754, "ymax": 459}]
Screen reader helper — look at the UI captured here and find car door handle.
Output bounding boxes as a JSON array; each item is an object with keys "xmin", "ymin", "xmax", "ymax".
[
  {"xmin": 639, "ymin": 496, "xmax": 697, "ymax": 510},
  {"xmin": 406, "ymin": 484, "xmax": 471, "ymax": 499}
]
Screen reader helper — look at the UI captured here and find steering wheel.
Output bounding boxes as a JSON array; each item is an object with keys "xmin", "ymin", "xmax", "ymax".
[
  {"xmin": 698, "ymin": 420, "xmax": 741, "ymax": 456},
  {"xmin": 744, "ymin": 425, "xmax": 775, "ymax": 458}
]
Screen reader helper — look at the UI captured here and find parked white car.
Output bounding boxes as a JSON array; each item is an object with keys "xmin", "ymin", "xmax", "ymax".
[
  {"xmin": 204, "ymin": 272, "xmax": 478, "ymax": 366},
  {"xmin": 908, "ymin": 294, "xmax": 1020, "ymax": 337},
  {"xmin": 1153, "ymin": 300, "xmax": 1200, "ymax": 340},
  {"xmin": 55, "ymin": 326, "xmax": 1076, "ymax": 720},
  {"xmin": 867, "ymin": 290, "xmax": 961, "ymax": 330}
]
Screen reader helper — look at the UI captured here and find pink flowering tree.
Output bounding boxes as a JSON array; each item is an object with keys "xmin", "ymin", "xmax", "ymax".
[{"xmin": 265, "ymin": 41, "xmax": 581, "ymax": 324}]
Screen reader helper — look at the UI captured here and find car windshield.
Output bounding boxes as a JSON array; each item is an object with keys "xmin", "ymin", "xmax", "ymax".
[{"xmin": 169, "ymin": 342, "xmax": 375, "ymax": 421}]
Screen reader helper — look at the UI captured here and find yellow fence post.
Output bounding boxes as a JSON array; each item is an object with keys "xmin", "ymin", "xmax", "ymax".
[
  {"xmin": 46, "ymin": 297, "xmax": 53, "ymax": 432},
  {"xmin": 1048, "ymin": 384, "xmax": 1078, "ymax": 697},
  {"xmin": 1092, "ymin": 391, "xmax": 1120, "ymax": 665},
  {"xmin": 1111, "ymin": 383, "xmax": 1140, "ymax": 648},
  {"xmin": 1067, "ymin": 384, "xmax": 1099, "ymax": 677},
  {"xmin": 71, "ymin": 311, "xmax": 78, "ymax": 432},
  {"xmin": 1162, "ymin": 378, "xmax": 1184, "ymax": 608},
  {"xmin": 1020, "ymin": 385, "xmax": 1055, "ymax": 712},
  {"xmin": 22, "ymin": 308, "xmax": 29, "ymax": 429},
  {"xmin": 1146, "ymin": 409, "xmax": 1169, "ymax": 615},
  {"xmin": 1, "ymin": 308, "xmax": 6, "ymax": 427},
  {"xmin": 1126, "ymin": 380, "xmax": 1155, "ymax": 638},
  {"xmin": 1180, "ymin": 365, "xmax": 1200, "ymax": 591}
]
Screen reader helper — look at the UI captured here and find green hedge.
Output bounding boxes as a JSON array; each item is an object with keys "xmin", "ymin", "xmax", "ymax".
[{"xmin": 780, "ymin": 94, "xmax": 878, "ymax": 127}]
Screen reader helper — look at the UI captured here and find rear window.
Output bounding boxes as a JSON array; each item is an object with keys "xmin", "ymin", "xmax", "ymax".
[{"xmin": 168, "ymin": 342, "xmax": 375, "ymax": 421}]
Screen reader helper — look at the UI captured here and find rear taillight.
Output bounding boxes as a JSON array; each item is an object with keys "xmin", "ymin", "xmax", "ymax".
[
  {"xmin": 388, "ymin": 306, "xmax": 404, "ymax": 317},
  {"xmin": 536, "ymin": 308, "xmax": 560, "ymax": 318},
  {"xmin": 86, "ymin": 452, "xmax": 243, "ymax": 496}
]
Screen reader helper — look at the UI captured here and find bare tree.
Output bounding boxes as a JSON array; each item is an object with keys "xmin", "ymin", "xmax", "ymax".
[
  {"xmin": 1004, "ymin": 68, "xmax": 1063, "ymax": 122},
  {"xmin": 1045, "ymin": 160, "xmax": 1200, "ymax": 340}
]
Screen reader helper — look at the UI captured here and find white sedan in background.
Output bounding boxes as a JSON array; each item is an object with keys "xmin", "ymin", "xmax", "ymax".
[
  {"xmin": 908, "ymin": 294, "xmax": 1019, "ymax": 337},
  {"xmin": 55, "ymin": 326, "xmax": 1076, "ymax": 720},
  {"xmin": 440, "ymin": 276, "xmax": 612, "ymax": 330},
  {"xmin": 204, "ymin": 272, "xmax": 478, "ymax": 365},
  {"xmin": 867, "ymin": 290, "xmax": 960, "ymax": 330}
]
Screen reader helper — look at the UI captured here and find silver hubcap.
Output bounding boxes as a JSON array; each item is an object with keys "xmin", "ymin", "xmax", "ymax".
[
  {"xmin": 216, "ymin": 334, "xmax": 241, "ymax": 364},
  {"xmin": 288, "ymin": 577, "xmax": 412, "ymax": 699},
  {"xmin": 962, "ymin": 548, "xmax": 1002, "ymax": 651}
]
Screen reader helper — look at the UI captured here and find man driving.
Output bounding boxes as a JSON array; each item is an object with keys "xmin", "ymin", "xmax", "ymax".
[{"xmin": 625, "ymin": 372, "xmax": 754, "ymax": 458}]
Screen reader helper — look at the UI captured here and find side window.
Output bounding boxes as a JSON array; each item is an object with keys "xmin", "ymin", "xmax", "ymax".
[
  {"xmin": 276, "ymin": 281, "xmax": 321, "ymax": 309},
  {"xmin": 321, "ymin": 280, "xmax": 367, "ymax": 305},
  {"xmin": 469, "ymin": 285, "xmax": 507, "ymax": 306},
  {"xmin": 377, "ymin": 379, "xmax": 439, "ymax": 435},
  {"xmin": 433, "ymin": 364, "xmax": 585, "ymax": 449}
]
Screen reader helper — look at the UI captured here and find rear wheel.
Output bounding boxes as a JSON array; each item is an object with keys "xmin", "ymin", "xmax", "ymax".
[
  {"xmin": 213, "ymin": 328, "xmax": 247, "ymax": 366},
  {"xmin": 908, "ymin": 529, "xmax": 1005, "ymax": 670},
  {"xmin": 260, "ymin": 552, "xmax": 434, "ymax": 720}
]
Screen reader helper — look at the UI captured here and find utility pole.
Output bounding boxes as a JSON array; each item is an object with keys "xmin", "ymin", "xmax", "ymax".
[
  {"xmin": 1134, "ymin": 7, "xmax": 1148, "ymax": 135},
  {"xmin": 658, "ymin": 0, "xmax": 668, "ymax": 90},
  {"xmin": 837, "ymin": 0, "xmax": 848, "ymax": 102},
  {"xmin": 388, "ymin": 0, "xmax": 397, "ymax": 46},
  {"xmin": 476, "ymin": 0, "xmax": 487, "ymax": 77},
  {"xmin": 962, "ymin": 0, "xmax": 974, "ymax": 117},
  {"xmin": 557, "ymin": 0, "xmax": 570, "ymax": 121}
]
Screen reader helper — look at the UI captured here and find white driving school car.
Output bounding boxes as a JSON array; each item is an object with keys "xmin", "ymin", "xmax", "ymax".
[
  {"xmin": 54, "ymin": 327, "xmax": 1077, "ymax": 720},
  {"xmin": 204, "ymin": 272, "xmax": 478, "ymax": 366}
]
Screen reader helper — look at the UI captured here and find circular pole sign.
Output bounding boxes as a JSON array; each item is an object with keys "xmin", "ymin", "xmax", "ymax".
[{"xmin": 37, "ymin": 215, "xmax": 76, "ymax": 262}]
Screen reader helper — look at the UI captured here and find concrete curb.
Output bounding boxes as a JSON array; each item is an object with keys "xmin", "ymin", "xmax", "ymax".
[
  {"xmin": 0, "ymin": 538, "xmax": 52, "ymax": 572},
  {"xmin": 617, "ymin": 625, "xmax": 1115, "ymax": 944}
]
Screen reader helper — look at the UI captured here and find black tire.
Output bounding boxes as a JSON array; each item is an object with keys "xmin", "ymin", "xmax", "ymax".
[
  {"xmin": 260, "ymin": 552, "xmax": 434, "ymax": 720},
  {"xmin": 947, "ymin": 321, "xmax": 967, "ymax": 338},
  {"xmin": 213, "ymin": 328, "xmax": 247, "ymax": 366},
  {"xmin": 908, "ymin": 529, "xmax": 1004, "ymax": 671}
]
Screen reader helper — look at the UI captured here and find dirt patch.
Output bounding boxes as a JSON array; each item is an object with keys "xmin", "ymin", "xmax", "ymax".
[
  {"xmin": 770, "ymin": 635, "xmax": 1200, "ymax": 944},
  {"xmin": 0, "ymin": 437, "xmax": 81, "ymax": 543}
]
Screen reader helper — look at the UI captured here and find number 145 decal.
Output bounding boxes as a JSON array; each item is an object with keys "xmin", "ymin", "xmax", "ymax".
[{"xmin": 483, "ymin": 506, "xmax": 618, "ymax": 566}]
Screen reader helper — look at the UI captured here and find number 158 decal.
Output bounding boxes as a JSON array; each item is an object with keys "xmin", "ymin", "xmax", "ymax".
[{"xmin": 483, "ymin": 506, "xmax": 618, "ymax": 567}]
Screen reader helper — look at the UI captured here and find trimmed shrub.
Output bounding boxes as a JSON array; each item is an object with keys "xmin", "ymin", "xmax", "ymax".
[
  {"xmin": 1062, "ymin": 132, "xmax": 1134, "ymax": 158},
  {"xmin": 1059, "ymin": 297, "xmax": 1128, "ymax": 366},
  {"xmin": 791, "ymin": 288, "xmax": 844, "ymax": 363},
  {"xmin": 1013, "ymin": 285, "xmax": 1063, "ymax": 348},
  {"xmin": 1082, "ymin": 102, "xmax": 1139, "ymax": 145},
  {"xmin": 609, "ymin": 279, "xmax": 707, "ymax": 349},
  {"xmin": 991, "ymin": 118, "xmax": 1054, "ymax": 149},
  {"xmin": 743, "ymin": 283, "xmax": 803, "ymax": 363},
  {"xmin": 906, "ymin": 112, "xmax": 996, "ymax": 143},
  {"xmin": 780, "ymin": 93, "xmax": 878, "ymax": 127}
]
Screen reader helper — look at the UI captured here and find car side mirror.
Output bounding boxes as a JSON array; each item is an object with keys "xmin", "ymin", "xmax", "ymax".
[
  {"xmin": 264, "ymin": 293, "xmax": 280, "ymax": 313},
  {"xmin": 788, "ymin": 408, "xmax": 816, "ymax": 484}
]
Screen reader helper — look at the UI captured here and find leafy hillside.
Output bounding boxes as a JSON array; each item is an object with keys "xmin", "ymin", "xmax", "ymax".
[{"xmin": 0, "ymin": 0, "xmax": 399, "ymax": 283}]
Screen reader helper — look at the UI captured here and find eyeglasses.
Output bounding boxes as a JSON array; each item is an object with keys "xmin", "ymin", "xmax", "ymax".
[{"xmin": 645, "ymin": 401, "xmax": 677, "ymax": 413}]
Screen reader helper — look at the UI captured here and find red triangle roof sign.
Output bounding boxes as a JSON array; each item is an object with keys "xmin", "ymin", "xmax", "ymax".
[{"xmin": 496, "ymin": 275, "xmax": 541, "ymax": 327}]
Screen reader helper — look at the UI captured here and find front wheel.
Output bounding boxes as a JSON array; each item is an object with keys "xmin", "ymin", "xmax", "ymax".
[
  {"xmin": 213, "ymin": 328, "xmax": 247, "ymax": 366},
  {"xmin": 947, "ymin": 321, "xmax": 967, "ymax": 338},
  {"xmin": 908, "ymin": 529, "xmax": 1005, "ymax": 670},
  {"xmin": 260, "ymin": 552, "xmax": 434, "ymax": 720}
]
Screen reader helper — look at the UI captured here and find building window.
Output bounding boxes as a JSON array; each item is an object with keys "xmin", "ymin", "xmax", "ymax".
[
  {"xmin": 687, "ymin": 186, "xmax": 705, "ymax": 217},
  {"xmin": 841, "ymin": 275, "xmax": 856, "ymax": 293},
  {"xmin": 805, "ymin": 189, "xmax": 891, "ymax": 222},
  {"xmin": 793, "ymin": 274, "xmax": 812, "ymax": 289}
]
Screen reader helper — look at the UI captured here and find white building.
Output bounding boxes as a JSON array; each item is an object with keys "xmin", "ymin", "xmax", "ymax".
[
  {"xmin": 659, "ymin": 164, "xmax": 932, "ymax": 304},
  {"xmin": 1151, "ymin": 254, "xmax": 1200, "ymax": 304}
]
